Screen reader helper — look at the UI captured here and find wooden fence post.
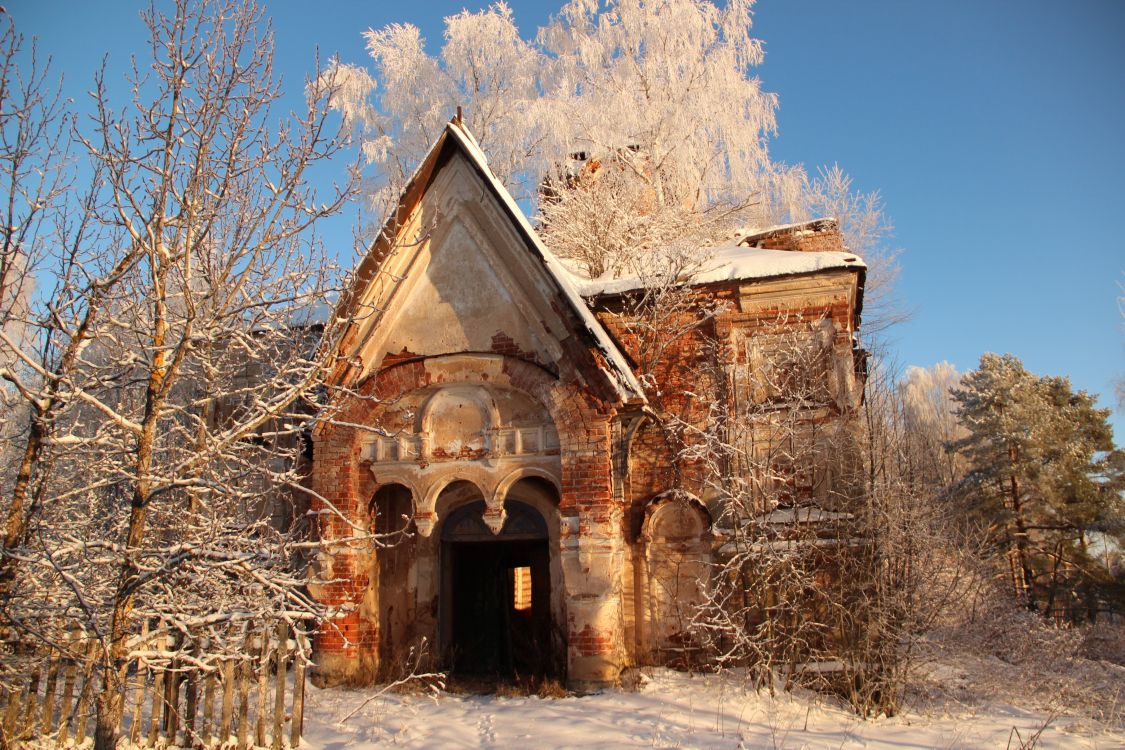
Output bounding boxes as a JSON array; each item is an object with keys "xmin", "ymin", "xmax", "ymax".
[
  {"xmin": 255, "ymin": 629, "xmax": 270, "ymax": 748},
  {"xmin": 72, "ymin": 638, "xmax": 100, "ymax": 745},
  {"xmin": 2, "ymin": 683, "xmax": 22, "ymax": 745},
  {"xmin": 237, "ymin": 634, "xmax": 252, "ymax": 750},
  {"xmin": 21, "ymin": 664, "xmax": 42, "ymax": 741},
  {"xmin": 56, "ymin": 629, "xmax": 81, "ymax": 747},
  {"xmin": 184, "ymin": 638, "xmax": 200, "ymax": 745},
  {"xmin": 290, "ymin": 628, "xmax": 308, "ymax": 749},
  {"xmin": 220, "ymin": 657, "xmax": 235, "ymax": 745},
  {"xmin": 129, "ymin": 620, "xmax": 150, "ymax": 745},
  {"xmin": 39, "ymin": 645, "xmax": 61, "ymax": 736},
  {"xmin": 272, "ymin": 621, "xmax": 287, "ymax": 750},
  {"xmin": 163, "ymin": 631, "xmax": 181, "ymax": 743},
  {"xmin": 201, "ymin": 639, "xmax": 217, "ymax": 748},
  {"xmin": 148, "ymin": 632, "xmax": 167, "ymax": 748}
]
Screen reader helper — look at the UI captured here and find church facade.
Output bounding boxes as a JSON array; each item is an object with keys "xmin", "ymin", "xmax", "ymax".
[{"xmin": 308, "ymin": 120, "xmax": 867, "ymax": 689}]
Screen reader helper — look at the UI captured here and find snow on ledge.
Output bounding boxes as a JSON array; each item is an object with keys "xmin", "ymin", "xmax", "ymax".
[{"xmin": 573, "ymin": 244, "xmax": 866, "ymax": 297}]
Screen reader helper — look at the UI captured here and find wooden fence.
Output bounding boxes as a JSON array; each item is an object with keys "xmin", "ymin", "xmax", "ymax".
[{"xmin": 0, "ymin": 621, "xmax": 309, "ymax": 749}]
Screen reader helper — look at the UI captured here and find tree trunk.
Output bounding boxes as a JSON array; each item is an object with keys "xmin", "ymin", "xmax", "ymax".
[
  {"xmin": 94, "ymin": 666, "xmax": 127, "ymax": 750},
  {"xmin": 93, "ymin": 225, "xmax": 172, "ymax": 750},
  {"xmin": 0, "ymin": 416, "xmax": 44, "ymax": 598},
  {"xmin": 1006, "ymin": 444, "xmax": 1036, "ymax": 610}
]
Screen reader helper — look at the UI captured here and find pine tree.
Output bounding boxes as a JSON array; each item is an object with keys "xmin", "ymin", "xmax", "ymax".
[{"xmin": 950, "ymin": 353, "xmax": 1124, "ymax": 619}]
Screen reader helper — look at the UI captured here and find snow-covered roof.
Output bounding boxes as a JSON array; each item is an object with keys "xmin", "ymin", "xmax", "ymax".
[
  {"xmin": 571, "ymin": 244, "xmax": 866, "ymax": 298},
  {"xmin": 443, "ymin": 121, "xmax": 646, "ymax": 403},
  {"xmin": 333, "ymin": 119, "xmax": 863, "ymax": 401}
]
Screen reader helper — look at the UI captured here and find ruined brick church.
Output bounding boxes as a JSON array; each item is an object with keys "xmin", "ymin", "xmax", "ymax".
[{"xmin": 308, "ymin": 120, "xmax": 867, "ymax": 689}]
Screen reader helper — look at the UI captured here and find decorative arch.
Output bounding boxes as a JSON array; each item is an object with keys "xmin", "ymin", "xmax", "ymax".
[
  {"xmin": 374, "ymin": 353, "xmax": 560, "ymax": 412},
  {"xmin": 440, "ymin": 500, "xmax": 548, "ymax": 543},
  {"xmin": 491, "ymin": 466, "xmax": 562, "ymax": 507},
  {"xmin": 641, "ymin": 490, "xmax": 712, "ymax": 543},
  {"xmin": 368, "ymin": 474, "xmax": 421, "ymax": 505},
  {"xmin": 417, "ymin": 478, "xmax": 488, "ymax": 537},
  {"xmin": 426, "ymin": 478, "xmax": 488, "ymax": 517}
]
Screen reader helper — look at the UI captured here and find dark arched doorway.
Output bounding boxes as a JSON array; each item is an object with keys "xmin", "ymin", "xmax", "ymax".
[{"xmin": 440, "ymin": 500, "xmax": 555, "ymax": 678}]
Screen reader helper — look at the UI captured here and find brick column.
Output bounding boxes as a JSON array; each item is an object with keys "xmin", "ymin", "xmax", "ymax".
[
  {"xmin": 557, "ymin": 401, "xmax": 627, "ymax": 690},
  {"xmin": 308, "ymin": 424, "xmax": 379, "ymax": 686}
]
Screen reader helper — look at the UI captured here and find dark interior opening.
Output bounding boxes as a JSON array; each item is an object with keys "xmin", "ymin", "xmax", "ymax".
[
  {"xmin": 441, "ymin": 500, "xmax": 555, "ymax": 678},
  {"xmin": 371, "ymin": 483, "xmax": 415, "ymax": 678}
]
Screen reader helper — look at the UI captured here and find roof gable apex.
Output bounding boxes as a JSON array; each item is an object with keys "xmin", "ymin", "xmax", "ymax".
[{"xmin": 328, "ymin": 121, "xmax": 645, "ymax": 405}]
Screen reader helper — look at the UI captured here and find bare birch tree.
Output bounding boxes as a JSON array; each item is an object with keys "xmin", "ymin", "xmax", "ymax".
[
  {"xmin": 0, "ymin": 12, "xmax": 76, "ymax": 602},
  {"xmin": 0, "ymin": 2, "xmax": 359, "ymax": 748}
]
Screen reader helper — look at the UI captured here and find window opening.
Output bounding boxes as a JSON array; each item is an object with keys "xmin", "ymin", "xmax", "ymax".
[{"xmin": 512, "ymin": 566, "xmax": 532, "ymax": 611}]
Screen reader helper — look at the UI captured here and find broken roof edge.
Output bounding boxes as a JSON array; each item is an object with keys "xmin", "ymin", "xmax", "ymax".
[
  {"xmin": 572, "ymin": 246, "xmax": 866, "ymax": 298},
  {"xmin": 735, "ymin": 217, "xmax": 841, "ymax": 248}
]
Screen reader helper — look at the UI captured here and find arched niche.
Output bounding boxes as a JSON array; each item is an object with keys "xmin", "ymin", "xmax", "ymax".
[
  {"xmin": 364, "ymin": 380, "xmax": 560, "ymax": 467},
  {"xmin": 642, "ymin": 491, "xmax": 712, "ymax": 543},
  {"xmin": 640, "ymin": 491, "xmax": 712, "ymax": 664},
  {"xmin": 417, "ymin": 385, "xmax": 498, "ymax": 459}
]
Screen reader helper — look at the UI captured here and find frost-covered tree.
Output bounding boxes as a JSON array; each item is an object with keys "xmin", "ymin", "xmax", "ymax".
[
  {"xmin": 673, "ymin": 317, "xmax": 970, "ymax": 717},
  {"xmin": 0, "ymin": 2, "xmax": 360, "ymax": 748},
  {"xmin": 325, "ymin": 0, "xmax": 805, "ymax": 275},
  {"xmin": 325, "ymin": 2, "xmax": 544, "ymax": 215},
  {"xmin": 899, "ymin": 361, "xmax": 967, "ymax": 491},
  {"xmin": 0, "ymin": 12, "xmax": 76, "ymax": 607},
  {"xmin": 797, "ymin": 165, "xmax": 902, "ymax": 335},
  {"xmin": 950, "ymin": 353, "xmax": 1125, "ymax": 618}
]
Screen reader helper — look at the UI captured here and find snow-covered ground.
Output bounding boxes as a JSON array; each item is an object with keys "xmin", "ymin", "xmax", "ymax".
[{"xmin": 301, "ymin": 669, "xmax": 1125, "ymax": 749}]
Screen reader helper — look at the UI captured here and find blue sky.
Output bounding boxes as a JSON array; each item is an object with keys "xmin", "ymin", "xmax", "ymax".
[{"xmin": 9, "ymin": 0, "xmax": 1125, "ymax": 437}]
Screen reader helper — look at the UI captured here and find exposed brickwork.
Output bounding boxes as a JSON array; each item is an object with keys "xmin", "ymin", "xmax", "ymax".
[
  {"xmin": 489, "ymin": 330, "xmax": 543, "ymax": 366},
  {"xmin": 739, "ymin": 220, "xmax": 848, "ymax": 254},
  {"xmin": 308, "ymin": 136, "xmax": 864, "ymax": 688},
  {"xmin": 571, "ymin": 623, "xmax": 617, "ymax": 657},
  {"xmin": 379, "ymin": 347, "xmax": 423, "ymax": 369}
]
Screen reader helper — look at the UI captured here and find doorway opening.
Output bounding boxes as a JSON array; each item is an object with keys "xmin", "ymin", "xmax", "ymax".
[
  {"xmin": 370, "ymin": 483, "xmax": 415, "ymax": 679},
  {"xmin": 440, "ymin": 500, "xmax": 556, "ymax": 679}
]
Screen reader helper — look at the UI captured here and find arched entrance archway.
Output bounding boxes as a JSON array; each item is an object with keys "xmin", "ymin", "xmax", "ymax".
[{"xmin": 440, "ymin": 499, "xmax": 556, "ymax": 677}]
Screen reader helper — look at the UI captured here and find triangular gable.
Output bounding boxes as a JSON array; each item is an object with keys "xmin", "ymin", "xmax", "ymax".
[{"xmin": 327, "ymin": 120, "xmax": 645, "ymax": 405}]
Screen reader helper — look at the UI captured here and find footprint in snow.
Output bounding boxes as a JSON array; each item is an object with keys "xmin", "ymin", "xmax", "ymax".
[{"xmin": 477, "ymin": 712, "xmax": 497, "ymax": 747}]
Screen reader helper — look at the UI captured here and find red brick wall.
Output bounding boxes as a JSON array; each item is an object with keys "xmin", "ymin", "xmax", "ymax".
[{"xmin": 592, "ymin": 279, "xmax": 859, "ymax": 526}]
